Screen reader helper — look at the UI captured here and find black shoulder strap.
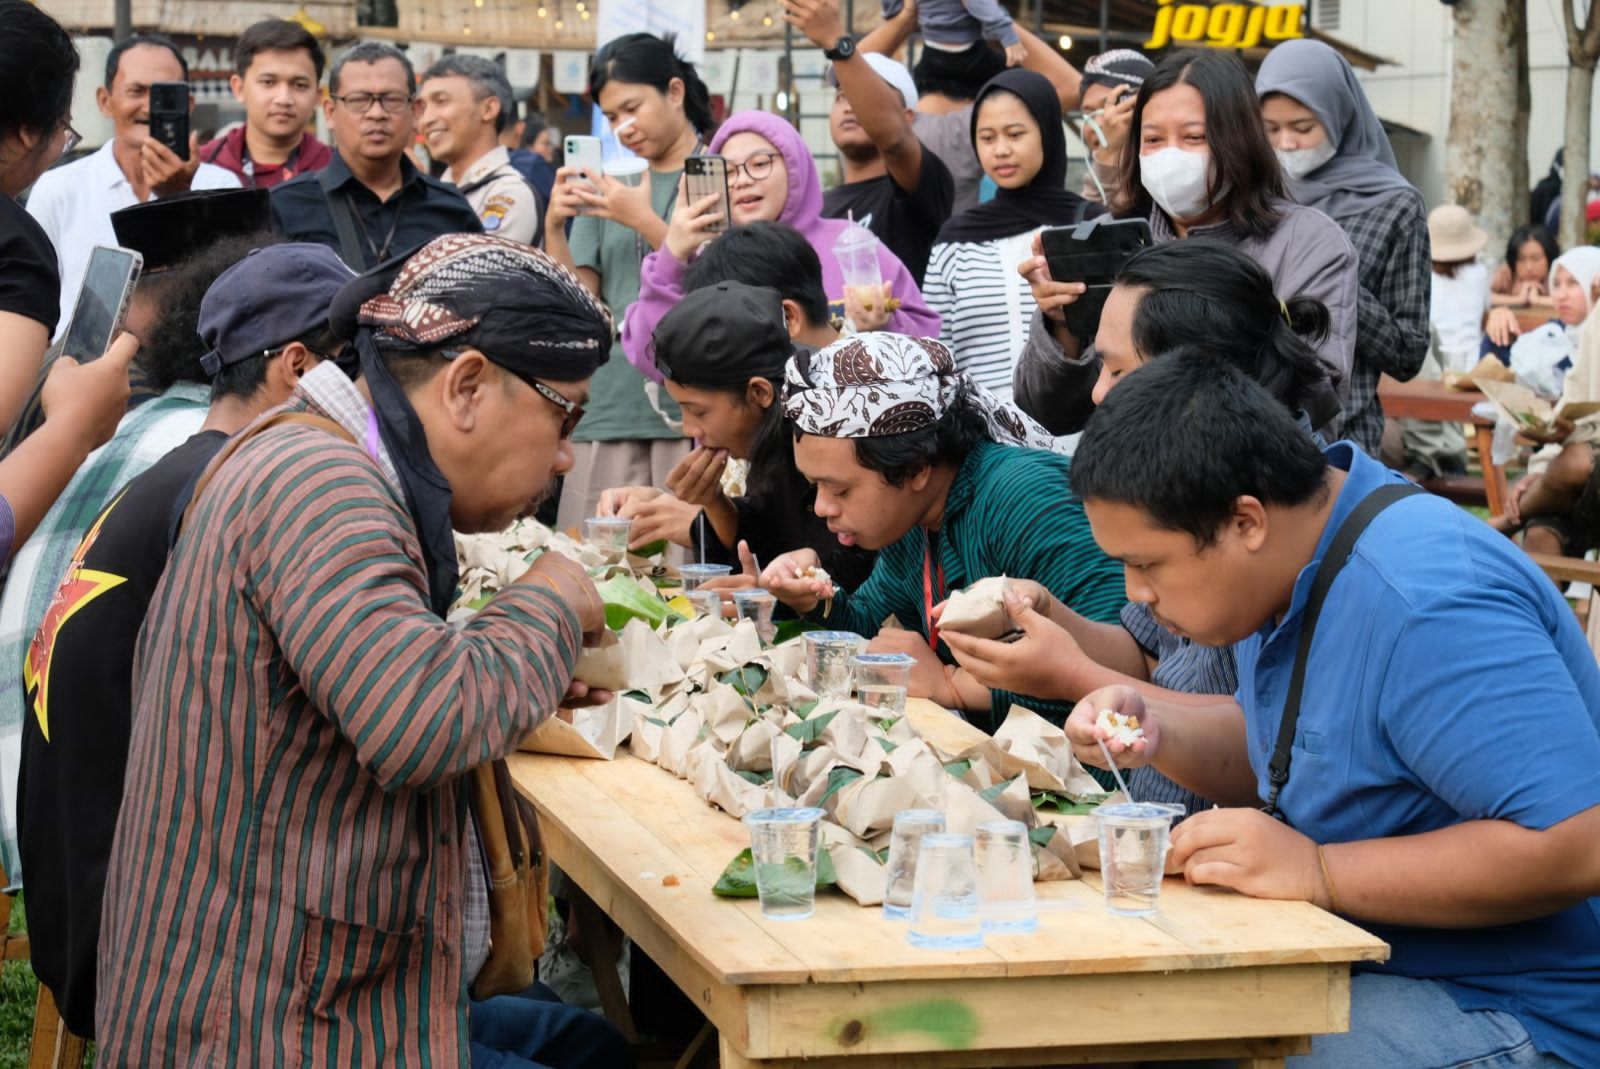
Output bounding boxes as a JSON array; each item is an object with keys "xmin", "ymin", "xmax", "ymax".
[
  {"xmin": 1262, "ymin": 482, "xmax": 1423, "ymax": 820},
  {"xmin": 317, "ymin": 168, "xmax": 367, "ymax": 269}
]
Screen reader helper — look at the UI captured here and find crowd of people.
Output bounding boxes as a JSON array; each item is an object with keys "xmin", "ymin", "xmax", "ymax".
[{"xmin": 0, "ymin": 0, "xmax": 1596, "ymax": 1065}]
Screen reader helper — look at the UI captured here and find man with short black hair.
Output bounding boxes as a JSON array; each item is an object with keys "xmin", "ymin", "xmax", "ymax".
[
  {"xmin": 420, "ymin": 55, "xmax": 541, "ymax": 245},
  {"xmin": 684, "ymin": 222, "xmax": 839, "ymax": 351},
  {"xmin": 271, "ymin": 41, "xmax": 481, "ymax": 269},
  {"xmin": 27, "ymin": 32, "xmax": 241, "ymax": 337},
  {"xmin": 1065, "ymin": 353, "xmax": 1600, "ymax": 1069},
  {"xmin": 201, "ymin": 19, "xmax": 332, "ymax": 188}
]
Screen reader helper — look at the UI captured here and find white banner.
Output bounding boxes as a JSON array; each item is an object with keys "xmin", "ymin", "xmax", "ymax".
[
  {"xmin": 552, "ymin": 49, "xmax": 592, "ymax": 94},
  {"xmin": 595, "ymin": 0, "xmax": 707, "ymax": 64}
]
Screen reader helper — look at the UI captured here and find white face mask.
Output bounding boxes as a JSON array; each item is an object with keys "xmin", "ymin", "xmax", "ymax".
[
  {"xmin": 1139, "ymin": 147, "xmax": 1215, "ymax": 221},
  {"xmin": 1276, "ymin": 140, "xmax": 1337, "ymax": 181}
]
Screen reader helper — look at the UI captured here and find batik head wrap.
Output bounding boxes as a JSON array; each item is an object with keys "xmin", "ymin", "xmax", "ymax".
[{"xmin": 781, "ymin": 332, "xmax": 1068, "ymax": 455}]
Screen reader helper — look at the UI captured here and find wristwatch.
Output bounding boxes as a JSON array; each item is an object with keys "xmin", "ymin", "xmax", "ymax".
[{"xmin": 824, "ymin": 34, "xmax": 857, "ymax": 61}]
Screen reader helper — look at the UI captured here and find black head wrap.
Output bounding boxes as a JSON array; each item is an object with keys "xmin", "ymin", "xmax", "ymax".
[
  {"xmin": 652, "ymin": 282, "xmax": 792, "ymax": 389},
  {"xmin": 331, "ymin": 233, "xmax": 614, "ymax": 616}
]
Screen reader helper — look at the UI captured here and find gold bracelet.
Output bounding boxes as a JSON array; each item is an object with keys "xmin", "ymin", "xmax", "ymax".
[{"xmin": 1316, "ymin": 845, "xmax": 1341, "ymax": 914}]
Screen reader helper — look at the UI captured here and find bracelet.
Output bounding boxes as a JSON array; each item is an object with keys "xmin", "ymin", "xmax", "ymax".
[{"xmin": 1316, "ymin": 845, "xmax": 1341, "ymax": 915}]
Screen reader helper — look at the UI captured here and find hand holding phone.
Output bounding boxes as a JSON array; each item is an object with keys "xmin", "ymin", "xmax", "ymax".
[
  {"xmin": 562, "ymin": 135, "xmax": 605, "ymax": 212},
  {"xmin": 1037, "ymin": 218, "xmax": 1151, "ymax": 339},
  {"xmin": 683, "ymin": 156, "xmax": 731, "ymax": 237},
  {"xmin": 148, "ymin": 82, "xmax": 191, "ymax": 160},
  {"xmin": 41, "ymin": 332, "xmax": 137, "ymax": 452},
  {"xmin": 61, "ymin": 246, "xmax": 143, "ymax": 364}
]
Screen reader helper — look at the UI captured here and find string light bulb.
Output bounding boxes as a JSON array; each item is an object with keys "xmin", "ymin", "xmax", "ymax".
[
  {"xmin": 537, "ymin": 4, "xmax": 546, "ymax": 13},
  {"xmin": 580, "ymin": 8, "xmax": 589, "ymax": 17},
  {"xmin": 1058, "ymin": 34, "xmax": 1072, "ymax": 49},
  {"xmin": 554, "ymin": 17, "xmax": 563, "ymax": 27},
  {"xmin": 705, "ymin": 29, "xmax": 716, "ymax": 41},
  {"xmin": 762, "ymin": 14, "xmax": 772, "ymax": 24},
  {"xmin": 730, "ymin": 7, "xmax": 739, "ymax": 17}
]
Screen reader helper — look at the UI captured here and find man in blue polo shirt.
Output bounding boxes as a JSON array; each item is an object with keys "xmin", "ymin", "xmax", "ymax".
[{"xmin": 1064, "ymin": 354, "xmax": 1600, "ymax": 1068}]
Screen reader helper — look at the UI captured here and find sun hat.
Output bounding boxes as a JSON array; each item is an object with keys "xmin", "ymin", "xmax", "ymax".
[{"xmin": 1428, "ymin": 204, "xmax": 1489, "ymax": 262}]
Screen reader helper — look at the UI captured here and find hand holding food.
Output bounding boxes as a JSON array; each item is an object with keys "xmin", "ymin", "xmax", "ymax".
[{"xmin": 1066, "ymin": 685, "xmax": 1158, "ymax": 768}]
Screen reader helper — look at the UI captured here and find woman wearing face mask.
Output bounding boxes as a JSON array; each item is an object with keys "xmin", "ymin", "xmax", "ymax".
[
  {"xmin": 543, "ymin": 32, "xmax": 715, "ymax": 532},
  {"xmin": 1256, "ymin": 38, "xmax": 1429, "ymax": 456},
  {"xmin": 620, "ymin": 110, "xmax": 939, "ymax": 379},
  {"xmin": 951, "ymin": 238, "xmax": 1339, "ymax": 815},
  {"xmin": 922, "ymin": 69, "xmax": 1093, "ymax": 399}
]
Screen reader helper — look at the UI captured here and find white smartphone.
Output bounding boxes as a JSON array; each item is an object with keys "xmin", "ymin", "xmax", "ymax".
[
  {"xmin": 563, "ymin": 134, "xmax": 605, "ymax": 202},
  {"xmin": 61, "ymin": 245, "xmax": 143, "ymax": 363}
]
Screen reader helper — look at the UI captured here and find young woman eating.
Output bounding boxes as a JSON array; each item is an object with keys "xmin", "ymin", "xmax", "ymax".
[
  {"xmin": 922, "ymin": 69, "xmax": 1092, "ymax": 399},
  {"xmin": 620, "ymin": 109, "xmax": 938, "ymax": 377},
  {"xmin": 1257, "ymin": 38, "xmax": 1430, "ymax": 455}
]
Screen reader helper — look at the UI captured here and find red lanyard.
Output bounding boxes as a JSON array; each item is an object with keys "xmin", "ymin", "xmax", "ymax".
[{"xmin": 923, "ymin": 534, "xmax": 945, "ymax": 652}]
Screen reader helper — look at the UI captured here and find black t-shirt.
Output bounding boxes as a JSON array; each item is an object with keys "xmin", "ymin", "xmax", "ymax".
[
  {"xmin": 822, "ymin": 143, "xmax": 955, "ymax": 285},
  {"xmin": 1, "ymin": 193, "xmax": 62, "ymax": 335},
  {"xmin": 17, "ymin": 429, "xmax": 227, "ymax": 1037}
]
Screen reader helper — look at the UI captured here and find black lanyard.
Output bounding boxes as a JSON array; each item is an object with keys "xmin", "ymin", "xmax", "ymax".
[{"xmin": 344, "ymin": 189, "xmax": 405, "ymax": 264}]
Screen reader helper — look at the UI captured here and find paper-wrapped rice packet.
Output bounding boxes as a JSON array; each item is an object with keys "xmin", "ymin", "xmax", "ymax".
[{"xmin": 937, "ymin": 575, "xmax": 1016, "ymax": 640}]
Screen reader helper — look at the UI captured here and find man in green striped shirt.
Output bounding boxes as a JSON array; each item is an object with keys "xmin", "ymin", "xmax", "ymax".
[{"xmin": 763, "ymin": 332, "xmax": 1124, "ymax": 731}]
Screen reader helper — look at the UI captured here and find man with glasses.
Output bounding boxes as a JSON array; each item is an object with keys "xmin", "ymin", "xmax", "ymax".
[
  {"xmin": 271, "ymin": 41, "xmax": 480, "ymax": 269},
  {"xmin": 26, "ymin": 33, "xmax": 241, "ymax": 339}
]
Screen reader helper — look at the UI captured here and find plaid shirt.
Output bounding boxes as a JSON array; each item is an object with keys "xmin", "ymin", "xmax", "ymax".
[
  {"xmin": 0, "ymin": 384, "xmax": 208, "ymax": 889},
  {"xmin": 1335, "ymin": 188, "xmax": 1433, "ymax": 454}
]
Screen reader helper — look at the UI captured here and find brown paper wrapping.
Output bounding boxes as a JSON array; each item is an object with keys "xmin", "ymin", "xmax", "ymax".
[{"xmin": 937, "ymin": 575, "xmax": 1014, "ymax": 639}]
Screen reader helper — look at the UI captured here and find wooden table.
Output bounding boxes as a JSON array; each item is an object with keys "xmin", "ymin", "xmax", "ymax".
[
  {"xmin": 1378, "ymin": 376, "xmax": 1509, "ymax": 516},
  {"xmin": 511, "ymin": 752, "xmax": 1389, "ymax": 1069}
]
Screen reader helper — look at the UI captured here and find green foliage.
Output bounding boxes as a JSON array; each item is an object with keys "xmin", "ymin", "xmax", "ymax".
[{"xmin": 712, "ymin": 847, "xmax": 837, "ymax": 897}]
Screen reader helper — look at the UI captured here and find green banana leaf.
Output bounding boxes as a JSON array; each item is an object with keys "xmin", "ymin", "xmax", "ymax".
[{"xmin": 713, "ymin": 846, "xmax": 838, "ymax": 898}]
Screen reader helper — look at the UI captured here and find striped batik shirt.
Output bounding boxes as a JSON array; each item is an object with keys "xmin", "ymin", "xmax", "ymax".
[
  {"xmin": 923, "ymin": 230, "xmax": 1041, "ymax": 400},
  {"xmin": 819, "ymin": 440, "xmax": 1125, "ymax": 732},
  {"xmin": 95, "ymin": 387, "xmax": 583, "ymax": 1066}
]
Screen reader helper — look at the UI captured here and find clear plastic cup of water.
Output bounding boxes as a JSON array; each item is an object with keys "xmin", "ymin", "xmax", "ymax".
[
  {"xmin": 685, "ymin": 589, "xmax": 722, "ymax": 620},
  {"xmin": 584, "ymin": 516, "xmax": 632, "ymax": 562},
  {"xmin": 907, "ymin": 833, "xmax": 985, "ymax": 950},
  {"xmin": 679, "ymin": 562, "xmax": 733, "ymax": 591},
  {"xmin": 803, "ymin": 631, "xmax": 866, "ymax": 698},
  {"xmin": 852, "ymin": 652, "xmax": 913, "ymax": 716},
  {"xmin": 732, "ymin": 588, "xmax": 777, "ymax": 642},
  {"xmin": 882, "ymin": 808, "xmax": 945, "ymax": 921},
  {"xmin": 742, "ymin": 807, "xmax": 826, "ymax": 921},
  {"xmin": 1094, "ymin": 802, "xmax": 1186, "ymax": 917},
  {"xmin": 975, "ymin": 819, "xmax": 1037, "ymax": 934}
]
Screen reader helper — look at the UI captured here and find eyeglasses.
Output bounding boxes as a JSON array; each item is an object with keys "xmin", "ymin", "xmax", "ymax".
[
  {"xmin": 527, "ymin": 378, "xmax": 585, "ymax": 438},
  {"xmin": 59, "ymin": 121, "xmax": 81, "ymax": 156},
  {"xmin": 332, "ymin": 92, "xmax": 413, "ymax": 115},
  {"xmin": 726, "ymin": 151, "xmax": 780, "ymax": 183}
]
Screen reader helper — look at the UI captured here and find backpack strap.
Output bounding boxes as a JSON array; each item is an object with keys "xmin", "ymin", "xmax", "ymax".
[
  {"xmin": 317, "ymin": 168, "xmax": 367, "ymax": 269},
  {"xmin": 177, "ymin": 411, "xmax": 355, "ymax": 538},
  {"xmin": 1262, "ymin": 482, "xmax": 1424, "ymax": 820}
]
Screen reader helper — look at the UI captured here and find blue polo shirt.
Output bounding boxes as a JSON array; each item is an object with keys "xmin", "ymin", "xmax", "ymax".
[{"xmin": 1233, "ymin": 443, "xmax": 1600, "ymax": 1067}]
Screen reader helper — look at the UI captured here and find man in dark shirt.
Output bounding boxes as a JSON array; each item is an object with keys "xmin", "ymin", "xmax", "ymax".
[
  {"xmin": 16, "ymin": 242, "xmax": 352, "ymax": 1038},
  {"xmin": 789, "ymin": 0, "xmax": 953, "ymax": 284},
  {"xmin": 271, "ymin": 41, "xmax": 480, "ymax": 268}
]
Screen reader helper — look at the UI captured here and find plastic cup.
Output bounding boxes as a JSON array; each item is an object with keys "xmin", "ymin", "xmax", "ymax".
[
  {"xmin": 852, "ymin": 652, "xmax": 913, "ymax": 716},
  {"xmin": 732, "ymin": 588, "xmax": 777, "ymax": 642},
  {"xmin": 832, "ymin": 222, "xmax": 883, "ymax": 311},
  {"xmin": 686, "ymin": 589, "xmax": 722, "ymax": 620},
  {"xmin": 975, "ymin": 819, "xmax": 1037, "ymax": 934},
  {"xmin": 604, "ymin": 156, "xmax": 648, "ymax": 187},
  {"xmin": 803, "ymin": 631, "xmax": 866, "ymax": 698},
  {"xmin": 742, "ymin": 807, "xmax": 826, "ymax": 921},
  {"xmin": 882, "ymin": 808, "xmax": 945, "ymax": 921},
  {"xmin": 907, "ymin": 833, "xmax": 985, "ymax": 950},
  {"xmin": 679, "ymin": 562, "xmax": 734, "ymax": 591},
  {"xmin": 584, "ymin": 516, "xmax": 632, "ymax": 561},
  {"xmin": 1094, "ymin": 802, "xmax": 1186, "ymax": 917}
]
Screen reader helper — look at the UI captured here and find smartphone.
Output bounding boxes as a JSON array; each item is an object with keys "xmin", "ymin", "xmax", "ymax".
[
  {"xmin": 563, "ymin": 135, "xmax": 604, "ymax": 196},
  {"xmin": 61, "ymin": 245, "xmax": 143, "ymax": 363},
  {"xmin": 683, "ymin": 155, "xmax": 731, "ymax": 235},
  {"xmin": 1039, "ymin": 218, "xmax": 1153, "ymax": 339},
  {"xmin": 148, "ymin": 81, "xmax": 190, "ymax": 160}
]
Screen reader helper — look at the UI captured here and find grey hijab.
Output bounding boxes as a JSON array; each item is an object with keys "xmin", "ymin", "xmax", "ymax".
[{"xmin": 1255, "ymin": 39, "xmax": 1414, "ymax": 222}]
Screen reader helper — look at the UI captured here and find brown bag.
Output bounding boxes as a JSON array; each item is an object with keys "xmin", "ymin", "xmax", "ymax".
[{"xmin": 468, "ymin": 759, "xmax": 550, "ymax": 999}]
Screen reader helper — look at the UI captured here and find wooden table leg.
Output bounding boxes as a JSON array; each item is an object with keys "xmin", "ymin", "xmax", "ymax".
[
  {"xmin": 674, "ymin": 1020, "xmax": 715, "ymax": 1069},
  {"xmin": 568, "ymin": 887, "xmax": 639, "ymax": 1044},
  {"xmin": 1474, "ymin": 423, "xmax": 1509, "ymax": 517}
]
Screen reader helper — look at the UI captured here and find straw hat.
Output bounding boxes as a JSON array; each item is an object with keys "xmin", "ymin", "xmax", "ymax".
[{"xmin": 1428, "ymin": 204, "xmax": 1489, "ymax": 262}]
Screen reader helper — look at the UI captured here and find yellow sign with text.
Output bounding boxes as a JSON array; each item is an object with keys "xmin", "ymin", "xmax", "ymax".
[{"xmin": 1144, "ymin": 1, "xmax": 1306, "ymax": 51}]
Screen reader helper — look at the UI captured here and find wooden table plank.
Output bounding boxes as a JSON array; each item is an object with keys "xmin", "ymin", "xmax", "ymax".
[{"xmin": 1379, "ymin": 376, "xmax": 1510, "ymax": 516}]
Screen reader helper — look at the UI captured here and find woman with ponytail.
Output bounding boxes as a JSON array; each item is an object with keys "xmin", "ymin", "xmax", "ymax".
[{"xmin": 544, "ymin": 32, "xmax": 717, "ymax": 530}]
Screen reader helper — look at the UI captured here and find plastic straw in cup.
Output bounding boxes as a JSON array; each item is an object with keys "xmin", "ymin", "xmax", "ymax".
[{"xmin": 1097, "ymin": 738, "xmax": 1133, "ymax": 802}]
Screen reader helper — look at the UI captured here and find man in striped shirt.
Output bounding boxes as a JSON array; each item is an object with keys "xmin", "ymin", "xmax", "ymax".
[{"xmin": 96, "ymin": 235, "xmax": 616, "ymax": 1065}]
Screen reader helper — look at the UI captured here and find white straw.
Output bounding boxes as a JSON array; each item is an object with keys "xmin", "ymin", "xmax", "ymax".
[{"xmin": 1097, "ymin": 739, "xmax": 1134, "ymax": 802}]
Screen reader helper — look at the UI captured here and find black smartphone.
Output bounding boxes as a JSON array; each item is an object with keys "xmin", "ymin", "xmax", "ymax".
[
  {"xmin": 148, "ymin": 81, "xmax": 190, "ymax": 159},
  {"xmin": 1039, "ymin": 218, "xmax": 1153, "ymax": 339},
  {"xmin": 683, "ymin": 155, "xmax": 731, "ymax": 235},
  {"xmin": 61, "ymin": 245, "xmax": 143, "ymax": 363}
]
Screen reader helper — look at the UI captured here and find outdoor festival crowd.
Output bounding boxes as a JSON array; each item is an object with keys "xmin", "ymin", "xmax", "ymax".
[{"xmin": 0, "ymin": 0, "xmax": 1596, "ymax": 1064}]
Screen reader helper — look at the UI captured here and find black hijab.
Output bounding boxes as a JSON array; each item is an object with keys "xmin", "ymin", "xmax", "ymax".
[{"xmin": 936, "ymin": 68, "xmax": 1089, "ymax": 245}]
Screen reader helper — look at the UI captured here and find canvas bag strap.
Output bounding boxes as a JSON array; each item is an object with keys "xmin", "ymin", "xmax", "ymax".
[
  {"xmin": 1262, "ymin": 482, "xmax": 1423, "ymax": 820},
  {"xmin": 178, "ymin": 411, "xmax": 355, "ymax": 536},
  {"xmin": 317, "ymin": 167, "xmax": 367, "ymax": 269}
]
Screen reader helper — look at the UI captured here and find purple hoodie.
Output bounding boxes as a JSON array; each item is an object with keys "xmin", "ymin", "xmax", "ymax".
[{"xmin": 621, "ymin": 110, "xmax": 941, "ymax": 380}]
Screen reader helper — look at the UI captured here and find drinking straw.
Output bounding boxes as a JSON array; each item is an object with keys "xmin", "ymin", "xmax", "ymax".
[
  {"xmin": 697, "ymin": 514, "xmax": 706, "ymax": 565},
  {"xmin": 1097, "ymin": 739, "xmax": 1134, "ymax": 802}
]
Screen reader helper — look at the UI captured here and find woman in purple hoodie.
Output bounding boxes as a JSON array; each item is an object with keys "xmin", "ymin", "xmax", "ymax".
[{"xmin": 621, "ymin": 110, "xmax": 939, "ymax": 378}]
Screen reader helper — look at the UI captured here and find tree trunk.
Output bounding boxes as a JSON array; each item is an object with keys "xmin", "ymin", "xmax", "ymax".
[
  {"xmin": 1560, "ymin": 60, "xmax": 1595, "ymax": 249},
  {"xmin": 1446, "ymin": 0, "xmax": 1522, "ymax": 257},
  {"xmin": 1512, "ymin": 0, "xmax": 1531, "ymax": 220}
]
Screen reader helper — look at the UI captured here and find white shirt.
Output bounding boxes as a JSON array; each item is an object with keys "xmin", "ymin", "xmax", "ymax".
[
  {"xmin": 1429, "ymin": 261, "xmax": 1491, "ymax": 375},
  {"xmin": 25, "ymin": 140, "xmax": 241, "ymax": 339}
]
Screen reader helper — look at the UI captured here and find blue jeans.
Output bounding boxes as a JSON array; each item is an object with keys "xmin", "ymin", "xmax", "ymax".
[
  {"xmin": 469, "ymin": 993, "xmax": 635, "ymax": 1069},
  {"xmin": 1289, "ymin": 973, "xmax": 1572, "ymax": 1069}
]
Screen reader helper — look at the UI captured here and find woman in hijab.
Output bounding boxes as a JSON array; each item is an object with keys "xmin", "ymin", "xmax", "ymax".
[
  {"xmin": 923, "ymin": 68, "xmax": 1090, "ymax": 398},
  {"xmin": 1257, "ymin": 38, "xmax": 1430, "ymax": 456},
  {"xmin": 760, "ymin": 331, "xmax": 1124, "ymax": 733},
  {"xmin": 619, "ymin": 109, "xmax": 939, "ymax": 378}
]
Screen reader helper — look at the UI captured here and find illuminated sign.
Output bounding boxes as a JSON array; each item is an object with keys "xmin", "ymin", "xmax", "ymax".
[{"xmin": 1143, "ymin": 1, "xmax": 1306, "ymax": 50}]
